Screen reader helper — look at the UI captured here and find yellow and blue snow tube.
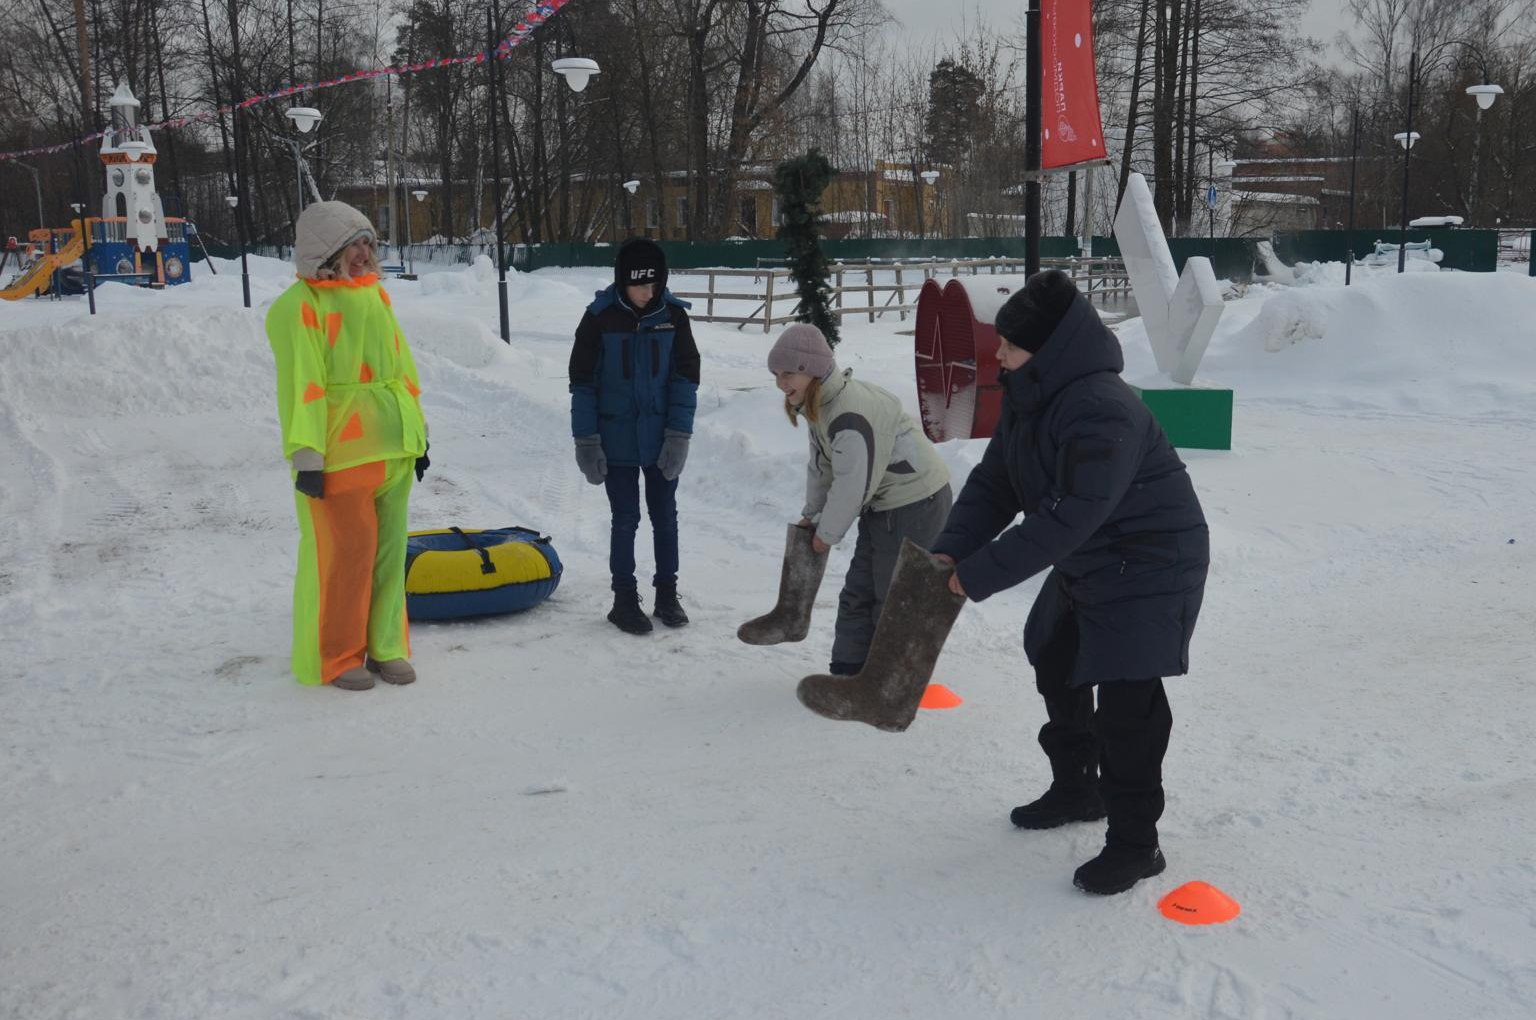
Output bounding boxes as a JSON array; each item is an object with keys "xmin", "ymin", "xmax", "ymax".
[{"xmin": 404, "ymin": 526, "xmax": 562, "ymax": 621}]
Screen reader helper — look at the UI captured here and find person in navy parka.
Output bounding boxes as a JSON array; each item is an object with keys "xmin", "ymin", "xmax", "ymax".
[
  {"xmin": 930, "ymin": 269, "xmax": 1209, "ymax": 896},
  {"xmin": 570, "ymin": 239, "xmax": 701, "ymax": 635}
]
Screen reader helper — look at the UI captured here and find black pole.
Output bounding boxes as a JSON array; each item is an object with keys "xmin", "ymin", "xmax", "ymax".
[
  {"xmin": 73, "ymin": 141, "xmax": 97, "ymax": 314},
  {"xmin": 1025, "ymin": 0, "xmax": 1042, "ymax": 276},
  {"xmin": 1346, "ymin": 106, "xmax": 1360, "ymax": 285},
  {"xmin": 487, "ymin": 5, "xmax": 510, "ymax": 343},
  {"xmin": 229, "ymin": 2, "xmax": 252, "ymax": 307},
  {"xmin": 1398, "ymin": 51, "xmax": 1417, "ymax": 275}
]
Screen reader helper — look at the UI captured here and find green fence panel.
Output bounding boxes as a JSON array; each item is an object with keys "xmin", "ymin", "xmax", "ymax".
[
  {"xmin": 1530, "ymin": 231, "xmax": 1535, "ymax": 277},
  {"xmin": 1274, "ymin": 229, "xmax": 1498, "ymax": 273}
]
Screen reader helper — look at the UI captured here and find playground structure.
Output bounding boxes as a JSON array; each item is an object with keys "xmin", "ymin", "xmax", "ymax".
[{"xmin": 2, "ymin": 83, "xmax": 195, "ymax": 302}]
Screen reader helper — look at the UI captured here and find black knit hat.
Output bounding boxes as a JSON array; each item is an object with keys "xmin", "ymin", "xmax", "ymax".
[
  {"xmin": 994, "ymin": 269, "xmax": 1080, "ymax": 354},
  {"xmin": 615, "ymin": 237, "xmax": 667, "ymax": 291}
]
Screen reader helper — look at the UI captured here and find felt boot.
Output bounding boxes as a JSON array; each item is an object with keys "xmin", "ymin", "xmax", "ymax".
[
  {"xmin": 367, "ymin": 658, "xmax": 417, "ymax": 685},
  {"xmin": 795, "ymin": 540, "xmax": 965, "ymax": 732},
  {"xmin": 738, "ymin": 524, "xmax": 829, "ymax": 645},
  {"xmin": 332, "ymin": 666, "xmax": 375, "ymax": 691}
]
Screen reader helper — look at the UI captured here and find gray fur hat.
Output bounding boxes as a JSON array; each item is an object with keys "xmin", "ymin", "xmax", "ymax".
[
  {"xmin": 294, "ymin": 201, "xmax": 377, "ymax": 278},
  {"xmin": 767, "ymin": 323, "xmax": 836, "ymax": 380}
]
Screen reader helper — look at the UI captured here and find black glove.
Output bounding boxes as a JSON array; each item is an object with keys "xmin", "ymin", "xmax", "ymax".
[
  {"xmin": 295, "ymin": 470, "xmax": 325, "ymax": 499},
  {"xmin": 415, "ymin": 442, "xmax": 430, "ymax": 483}
]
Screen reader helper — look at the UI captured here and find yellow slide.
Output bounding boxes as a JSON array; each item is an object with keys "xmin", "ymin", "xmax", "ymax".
[{"xmin": 1, "ymin": 221, "xmax": 85, "ymax": 301}]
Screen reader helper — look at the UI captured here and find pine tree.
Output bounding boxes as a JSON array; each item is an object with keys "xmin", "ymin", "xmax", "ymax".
[
  {"xmin": 773, "ymin": 149, "xmax": 839, "ymax": 346},
  {"xmin": 924, "ymin": 58, "xmax": 985, "ymax": 167}
]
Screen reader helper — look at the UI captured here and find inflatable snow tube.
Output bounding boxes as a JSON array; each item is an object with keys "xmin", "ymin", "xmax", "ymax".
[{"xmin": 404, "ymin": 526, "xmax": 562, "ymax": 621}]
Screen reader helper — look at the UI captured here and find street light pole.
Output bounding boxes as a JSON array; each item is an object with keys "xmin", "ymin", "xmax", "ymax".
[
  {"xmin": 1024, "ymin": 0, "xmax": 1042, "ymax": 276},
  {"xmin": 486, "ymin": 4, "xmax": 510, "ymax": 343},
  {"xmin": 1346, "ymin": 106, "xmax": 1360, "ymax": 286},
  {"xmin": 1397, "ymin": 51, "xmax": 1418, "ymax": 274}
]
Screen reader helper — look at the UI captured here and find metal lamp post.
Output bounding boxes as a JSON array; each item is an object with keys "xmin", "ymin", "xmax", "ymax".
[
  {"xmin": 9, "ymin": 161, "xmax": 45, "ymax": 231},
  {"xmin": 919, "ymin": 169, "xmax": 940, "ymax": 241},
  {"xmin": 484, "ymin": 1, "xmax": 601, "ymax": 342},
  {"xmin": 408, "ymin": 188, "xmax": 427, "ymax": 277},
  {"xmin": 1395, "ymin": 43, "xmax": 1502, "ymax": 273},
  {"xmin": 622, "ymin": 179, "xmax": 640, "ymax": 240},
  {"xmin": 284, "ymin": 106, "xmax": 323, "ymax": 214},
  {"xmin": 226, "ymin": 193, "xmax": 249, "ymax": 306}
]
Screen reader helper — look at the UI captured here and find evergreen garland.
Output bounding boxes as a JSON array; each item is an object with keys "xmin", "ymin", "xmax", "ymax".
[{"xmin": 773, "ymin": 148, "xmax": 839, "ymax": 347}]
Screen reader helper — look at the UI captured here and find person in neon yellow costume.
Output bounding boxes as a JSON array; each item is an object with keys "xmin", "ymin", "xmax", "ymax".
[{"xmin": 266, "ymin": 201, "xmax": 429, "ymax": 690}]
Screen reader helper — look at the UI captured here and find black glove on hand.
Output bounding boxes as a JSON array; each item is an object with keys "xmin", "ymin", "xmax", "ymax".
[
  {"xmin": 295, "ymin": 470, "xmax": 325, "ymax": 499},
  {"xmin": 415, "ymin": 442, "xmax": 431, "ymax": 483}
]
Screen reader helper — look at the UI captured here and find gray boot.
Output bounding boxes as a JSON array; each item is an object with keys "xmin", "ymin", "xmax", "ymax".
[
  {"xmin": 738, "ymin": 523, "xmax": 830, "ymax": 645},
  {"xmin": 796, "ymin": 539, "xmax": 965, "ymax": 732}
]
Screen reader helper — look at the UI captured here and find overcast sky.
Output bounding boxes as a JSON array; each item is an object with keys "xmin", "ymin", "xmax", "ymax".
[{"xmin": 875, "ymin": 0, "xmax": 1355, "ymax": 62}]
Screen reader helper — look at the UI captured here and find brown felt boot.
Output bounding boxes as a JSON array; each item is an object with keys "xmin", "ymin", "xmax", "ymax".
[
  {"xmin": 738, "ymin": 523, "xmax": 830, "ymax": 645},
  {"xmin": 367, "ymin": 658, "xmax": 417, "ymax": 685},
  {"xmin": 332, "ymin": 666, "xmax": 375, "ymax": 691},
  {"xmin": 796, "ymin": 540, "xmax": 965, "ymax": 732}
]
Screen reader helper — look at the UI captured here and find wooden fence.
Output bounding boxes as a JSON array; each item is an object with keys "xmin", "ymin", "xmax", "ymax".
[{"xmin": 670, "ymin": 256, "xmax": 1130, "ymax": 332}]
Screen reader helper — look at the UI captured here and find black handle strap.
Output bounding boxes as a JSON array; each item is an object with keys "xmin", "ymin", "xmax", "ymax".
[{"xmin": 450, "ymin": 526, "xmax": 497, "ymax": 575}]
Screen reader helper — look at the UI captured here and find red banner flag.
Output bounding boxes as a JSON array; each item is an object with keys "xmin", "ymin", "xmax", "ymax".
[{"xmin": 1041, "ymin": 0, "xmax": 1108, "ymax": 170}]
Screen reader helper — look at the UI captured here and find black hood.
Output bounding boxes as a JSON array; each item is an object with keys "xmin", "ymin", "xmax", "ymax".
[{"xmin": 1001, "ymin": 290, "xmax": 1124, "ymax": 414}]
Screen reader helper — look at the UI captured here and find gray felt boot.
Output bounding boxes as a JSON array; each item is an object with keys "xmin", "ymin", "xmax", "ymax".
[
  {"xmin": 737, "ymin": 523, "xmax": 830, "ymax": 645},
  {"xmin": 796, "ymin": 540, "xmax": 965, "ymax": 732}
]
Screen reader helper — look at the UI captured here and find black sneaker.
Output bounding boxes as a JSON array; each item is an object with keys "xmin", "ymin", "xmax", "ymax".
[
  {"xmin": 608, "ymin": 589, "xmax": 654, "ymax": 635},
  {"xmin": 653, "ymin": 585, "xmax": 689, "ymax": 628},
  {"xmin": 1073, "ymin": 846, "xmax": 1166, "ymax": 895},
  {"xmin": 1009, "ymin": 785, "xmax": 1107, "ymax": 829}
]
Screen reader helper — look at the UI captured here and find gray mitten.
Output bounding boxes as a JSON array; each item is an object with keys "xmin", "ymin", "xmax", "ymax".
[
  {"xmin": 657, "ymin": 429, "xmax": 690, "ymax": 481},
  {"xmin": 575, "ymin": 435, "xmax": 607, "ymax": 485}
]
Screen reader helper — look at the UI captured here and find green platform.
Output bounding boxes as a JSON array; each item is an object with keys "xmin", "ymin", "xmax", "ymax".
[{"xmin": 1130, "ymin": 384, "xmax": 1233, "ymax": 451}]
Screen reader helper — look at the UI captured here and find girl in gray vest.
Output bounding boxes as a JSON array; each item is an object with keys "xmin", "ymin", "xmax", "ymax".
[{"xmin": 739, "ymin": 324, "xmax": 952, "ymax": 675}]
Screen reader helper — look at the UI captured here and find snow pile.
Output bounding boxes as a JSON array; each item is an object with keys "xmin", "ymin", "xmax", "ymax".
[
  {"xmin": 1119, "ymin": 270, "xmax": 1536, "ymax": 415},
  {"xmin": 4, "ymin": 258, "xmax": 1536, "ymax": 1020}
]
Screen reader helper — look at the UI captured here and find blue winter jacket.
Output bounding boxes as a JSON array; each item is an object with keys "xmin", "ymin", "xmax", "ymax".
[
  {"xmin": 569, "ymin": 285, "xmax": 700, "ymax": 467},
  {"xmin": 931, "ymin": 290, "xmax": 1209, "ymax": 686}
]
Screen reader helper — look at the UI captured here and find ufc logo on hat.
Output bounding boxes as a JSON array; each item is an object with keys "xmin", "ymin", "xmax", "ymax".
[{"xmin": 629, "ymin": 268, "xmax": 657, "ymax": 282}]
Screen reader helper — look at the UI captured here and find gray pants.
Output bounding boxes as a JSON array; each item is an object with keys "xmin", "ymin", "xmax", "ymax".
[{"xmin": 829, "ymin": 485, "xmax": 954, "ymax": 668}]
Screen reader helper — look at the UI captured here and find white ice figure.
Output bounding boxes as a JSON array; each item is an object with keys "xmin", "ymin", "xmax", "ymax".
[{"xmin": 1113, "ymin": 172, "xmax": 1222, "ymax": 385}]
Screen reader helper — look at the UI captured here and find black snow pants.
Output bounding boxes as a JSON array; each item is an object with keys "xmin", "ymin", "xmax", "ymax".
[{"xmin": 1033, "ymin": 609, "xmax": 1173, "ymax": 851}]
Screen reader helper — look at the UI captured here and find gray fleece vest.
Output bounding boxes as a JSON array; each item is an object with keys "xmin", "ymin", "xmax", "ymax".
[{"xmin": 801, "ymin": 369, "xmax": 950, "ymax": 546}]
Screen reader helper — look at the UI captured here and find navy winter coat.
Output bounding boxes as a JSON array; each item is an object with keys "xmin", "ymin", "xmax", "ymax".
[
  {"xmin": 569, "ymin": 285, "xmax": 700, "ymax": 467},
  {"xmin": 931, "ymin": 291, "xmax": 1209, "ymax": 687}
]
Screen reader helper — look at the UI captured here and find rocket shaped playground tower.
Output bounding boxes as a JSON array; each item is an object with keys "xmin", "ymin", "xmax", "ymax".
[{"xmin": 100, "ymin": 83, "xmax": 168, "ymax": 253}]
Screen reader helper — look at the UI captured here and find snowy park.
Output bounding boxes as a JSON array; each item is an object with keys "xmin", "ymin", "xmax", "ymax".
[{"xmin": 3, "ymin": 252, "xmax": 1535, "ymax": 1018}]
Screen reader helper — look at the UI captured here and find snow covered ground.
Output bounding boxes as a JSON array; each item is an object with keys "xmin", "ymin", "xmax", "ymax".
[{"xmin": 3, "ymin": 255, "xmax": 1535, "ymax": 1019}]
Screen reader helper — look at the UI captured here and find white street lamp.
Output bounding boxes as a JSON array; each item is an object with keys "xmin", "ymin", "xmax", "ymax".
[
  {"xmin": 224, "ymin": 195, "xmax": 239, "ymax": 208},
  {"xmin": 1394, "ymin": 131, "xmax": 1421, "ymax": 150},
  {"xmin": 286, "ymin": 107, "xmax": 323, "ymax": 133},
  {"xmin": 550, "ymin": 57, "xmax": 601, "ymax": 93},
  {"xmin": 412, "ymin": 189, "xmax": 428, "ymax": 202},
  {"xmin": 623, "ymin": 179, "xmax": 640, "ymax": 195},
  {"xmin": 919, "ymin": 169, "xmax": 940, "ymax": 185},
  {"xmin": 1466, "ymin": 84, "xmax": 1504, "ymax": 111}
]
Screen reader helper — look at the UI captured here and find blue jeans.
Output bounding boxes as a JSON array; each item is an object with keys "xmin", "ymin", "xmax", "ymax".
[{"xmin": 603, "ymin": 465, "xmax": 678, "ymax": 591}]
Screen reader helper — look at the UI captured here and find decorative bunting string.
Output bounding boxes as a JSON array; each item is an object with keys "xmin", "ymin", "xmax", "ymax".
[{"xmin": 0, "ymin": 0, "xmax": 571, "ymax": 162}]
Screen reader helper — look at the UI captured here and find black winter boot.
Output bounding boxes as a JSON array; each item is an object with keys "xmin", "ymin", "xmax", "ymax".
[
  {"xmin": 1010, "ymin": 783, "xmax": 1107, "ymax": 829},
  {"xmin": 607, "ymin": 588, "xmax": 654, "ymax": 635},
  {"xmin": 653, "ymin": 583, "xmax": 689, "ymax": 627},
  {"xmin": 1073, "ymin": 845, "xmax": 1166, "ymax": 895},
  {"xmin": 828, "ymin": 659, "xmax": 865, "ymax": 677}
]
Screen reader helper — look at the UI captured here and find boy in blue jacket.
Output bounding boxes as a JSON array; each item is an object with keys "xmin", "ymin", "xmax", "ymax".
[{"xmin": 570, "ymin": 239, "xmax": 701, "ymax": 634}]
